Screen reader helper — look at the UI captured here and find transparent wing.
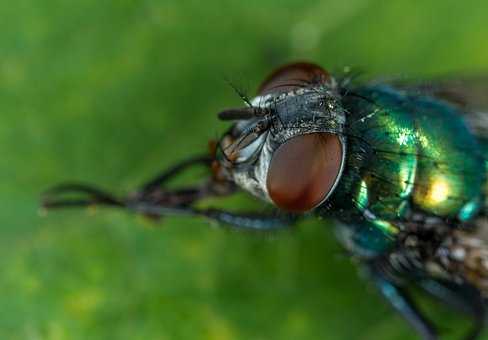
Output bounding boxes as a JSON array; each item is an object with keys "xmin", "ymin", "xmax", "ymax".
[{"xmin": 381, "ymin": 75, "xmax": 488, "ymax": 138}]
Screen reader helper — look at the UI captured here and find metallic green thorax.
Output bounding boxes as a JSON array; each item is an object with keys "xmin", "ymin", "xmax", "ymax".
[{"xmin": 322, "ymin": 85, "xmax": 486, "ymax": 256}]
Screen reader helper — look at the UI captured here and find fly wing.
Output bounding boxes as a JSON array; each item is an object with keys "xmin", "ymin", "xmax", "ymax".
[
  {"xmin": 386, "ymin": 76, "xmax": 488, "ymax": 137},
  {"xmin": 392, "ymin": 76, "xmax": 488, "ymax": 110}
]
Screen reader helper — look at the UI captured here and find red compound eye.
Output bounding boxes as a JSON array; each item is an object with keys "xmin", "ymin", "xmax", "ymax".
[
  {"xmin": 258, "ymin": 62, "xmax": 330, "ymax": 95},
  {"xmin": 266, "ymin": 133, "xmax": 343, "ymax": 212}
]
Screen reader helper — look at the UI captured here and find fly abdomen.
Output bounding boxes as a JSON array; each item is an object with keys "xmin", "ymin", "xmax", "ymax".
[{"xmin": 429, "ymin": 221, "xmax": 488, "ymax": 295}]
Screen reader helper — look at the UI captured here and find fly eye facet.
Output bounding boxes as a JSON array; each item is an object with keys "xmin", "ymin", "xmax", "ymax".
[
  {"xmin": 266, "ymin": 133, "xmax": 343, "ymax": 212},
  {"xmin": 258, "ymin": 62, "xmax": 331, "ymax": 95}
]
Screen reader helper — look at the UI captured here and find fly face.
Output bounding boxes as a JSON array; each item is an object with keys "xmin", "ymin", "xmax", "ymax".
[{"xmin": 217, "ymin": 63, "xmax": 347, "ymax": 212}]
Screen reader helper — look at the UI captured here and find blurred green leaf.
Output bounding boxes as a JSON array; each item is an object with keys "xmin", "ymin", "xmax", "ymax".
[{"xmin": 2, "ymin": 1, "xmax": 488, "ymax": 339}]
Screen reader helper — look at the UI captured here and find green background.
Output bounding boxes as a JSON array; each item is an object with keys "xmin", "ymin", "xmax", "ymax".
[{"xmin": 3, "ymin": 1, "xmax": 488, "ymax": 339}]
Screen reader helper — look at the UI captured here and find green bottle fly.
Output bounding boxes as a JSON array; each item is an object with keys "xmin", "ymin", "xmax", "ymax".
[{"xmin": 42, "ymin": 62, "xmax": 488, "ymax": 340}]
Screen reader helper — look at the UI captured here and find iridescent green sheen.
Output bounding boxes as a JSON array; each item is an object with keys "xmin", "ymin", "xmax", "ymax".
[{"xmin": 324, "ymin": 86, "xmax": 486, "ymax": 255}]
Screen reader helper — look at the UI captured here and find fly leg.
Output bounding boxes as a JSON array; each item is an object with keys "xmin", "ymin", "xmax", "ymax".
[
  {"xmin": 135, "ymin": 154, "xmax": 215, "ymax": 196},
  {"xmin": 41, "ymin": 155, "xmax": 298, "ymax": 231},
  {"xmin": 124, "ymin": 153, "xmax": 236, "ymax": 217},
  {"xmin": 369, "ymin": 267, "xmax": 438, "ymax": 340},
  {"xmin": 418, "ymin": 279, "xmax": 486, "ymax": 340},
  {"xmin": 41, "ymin": 154, "xmax": 225, "ymax": 213},
  {"xmin": 200, "ymin": 209, "xmax": 298, "ymax": 231},
  {"xmin": 124, "ymin": 154, "xmax": 298, "ymax": 230}
]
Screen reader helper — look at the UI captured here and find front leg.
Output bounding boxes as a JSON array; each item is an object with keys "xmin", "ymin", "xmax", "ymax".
[
  {"xmin": 368, "ymin": 265, "xmax": 438, "ymax": 340},
  {"xmin": 419, "ymin": 279, "xmax": 486, "ymax": 340},
  {"xmin": 41, "ymin": 155, "xmax": 298, "ymax": 231}
]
